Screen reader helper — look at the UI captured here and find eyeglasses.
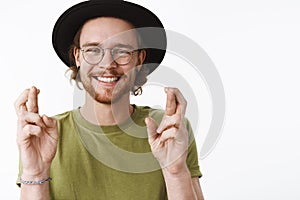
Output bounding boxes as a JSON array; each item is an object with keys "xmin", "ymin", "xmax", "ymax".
[{"xmin": 80, "ymin": 46, "xmax": 140, "ymax": 65}]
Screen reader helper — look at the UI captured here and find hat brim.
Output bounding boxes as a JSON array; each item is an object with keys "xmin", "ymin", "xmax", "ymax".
[{"xmin": 52, "ymin": 0, "xmax": 167, "ymax": 74}]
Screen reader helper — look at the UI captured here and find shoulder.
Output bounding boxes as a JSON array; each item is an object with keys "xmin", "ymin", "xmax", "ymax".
[
  {"xmin": 52, "ymin": 110, "xmax": 73, "ymax": 122},
  {"xmin": 51, "ymin": 110, "xmax": 80, "ymax": 140},
  {"xmin": 52, "ymin": 110, "xmax": 76, "ymax": 133}
]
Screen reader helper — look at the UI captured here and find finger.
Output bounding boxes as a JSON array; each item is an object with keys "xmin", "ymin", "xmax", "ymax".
[
  {"xmin": 42, "ymin": 115, "xmax": 59, "ymax": 141},
  {"xmin": 27, "ymin": 86, "xmax": 39, "ymax": 113},
  {"xmin": 156, "ymin": 115, "xmax": 180, "ymax": 134},
  {"xmin": 159, "ymin": 127, "xmax": 177, "ymax": 143},
  {"xmin": 145, "ymin": 117, "xmax": 158, "ymax": 144},
  {"xmin": 14, "ymin": 89, "xmax": 30, "ymax": 114},
  {"xmin": 169, "ymin": 88, "xmax": 187, "ymax": 117},
  {"xmin": 23, "ymin": 112, "xmax": 46, "ymax": 128},
  {"xmin": 22, "ymin": 124, "xmax": 43, "ymax": 138},
  {"xmin": 165, "ymin": 87, "xmax": 176, "ymax": 116},
  {"xmin": 42, "ymin": 115, "xmax": 57, "ymax": 129}
]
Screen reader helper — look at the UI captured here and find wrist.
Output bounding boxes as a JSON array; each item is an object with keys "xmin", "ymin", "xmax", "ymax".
[
  {"xmin": 21, "ymin": 168, "xmax": 50, "ymax": 181},
  {"xmin": 20, "ymin": 177, "xmax": 52, "ymax": 185},
  {"xmin": 162, "ymin": 162, "xmax": 190, "ymax": 178}
]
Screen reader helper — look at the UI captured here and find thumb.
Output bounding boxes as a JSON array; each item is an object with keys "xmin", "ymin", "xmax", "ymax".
[
  {"xmin": 145, "ymin": 117, "xmax": 158, "ymax": 143},
  {"xmin": 42, "ymin": 115, "xmax": 57, "ymax": 129}
]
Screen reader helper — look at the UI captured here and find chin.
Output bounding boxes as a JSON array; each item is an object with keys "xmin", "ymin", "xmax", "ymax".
[
  {"xmin": 83, "ymin": 78, "xmax": 133, "ymax": 104},
  {"xmin": 93, "ymin": 89, "xmax": 130, "ymax": 104}
]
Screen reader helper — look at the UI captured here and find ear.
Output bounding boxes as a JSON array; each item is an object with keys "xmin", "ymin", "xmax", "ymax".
[
  {"xmin": 137, "ymin": 49, "xmax": 146, "ymax": 71},
  {"xmin": 73, "ymin": 47, "xmax": 80, "ymax": 67}
]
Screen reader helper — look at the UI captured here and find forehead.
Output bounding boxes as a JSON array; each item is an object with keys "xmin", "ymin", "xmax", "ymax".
[{"xmin": 80, "ymin": 17, "xmax": 139, "ymax": 47}]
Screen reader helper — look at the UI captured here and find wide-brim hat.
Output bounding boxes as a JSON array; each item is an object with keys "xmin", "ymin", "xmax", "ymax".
[{"xmin": 52, "ymin": 0, "xmax": 167, "ymax": 74}]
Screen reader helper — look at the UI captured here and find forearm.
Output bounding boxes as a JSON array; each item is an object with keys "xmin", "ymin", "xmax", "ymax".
[
  {"xmin": 162, "ymin": 165, "xmax": 196, "ymax": 200},
  {"xmin": 21, "ymin": 184, "xmax": 50, "ymax": 200},
  {"xmin": 20, "ymin": 172, "xmax": 50, "ymax": 200}
]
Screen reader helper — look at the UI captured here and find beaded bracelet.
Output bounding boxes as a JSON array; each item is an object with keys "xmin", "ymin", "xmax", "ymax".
[{"xmin": 20, "ymin": 177, "xmax": 52, "ymax": 185}]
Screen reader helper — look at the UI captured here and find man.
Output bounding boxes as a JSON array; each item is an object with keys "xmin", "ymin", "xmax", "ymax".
[{"xmin": 15, "ymin": 0, "xmax": 204, "ymax": 199}]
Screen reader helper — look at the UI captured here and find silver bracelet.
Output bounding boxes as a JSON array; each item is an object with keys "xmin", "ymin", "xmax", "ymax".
[{"xmin": 20, "ymin": 177, "xmax": 52, "ymax": 185}]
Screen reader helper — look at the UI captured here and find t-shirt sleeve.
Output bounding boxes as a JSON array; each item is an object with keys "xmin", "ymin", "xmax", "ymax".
[{"xmin": 185, "ymin": 118, "xmax": 202, "ymax": 178}]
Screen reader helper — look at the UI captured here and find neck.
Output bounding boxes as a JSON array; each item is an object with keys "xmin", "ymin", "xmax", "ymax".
[{"xmin": 80, "ymin": 93, "xmax": 133, "ymax": 126}]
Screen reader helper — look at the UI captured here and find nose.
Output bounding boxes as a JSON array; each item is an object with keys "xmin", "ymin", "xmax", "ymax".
[{"xmin": 98, "ymin": 49, "xmax": 117, "ymax": 69}]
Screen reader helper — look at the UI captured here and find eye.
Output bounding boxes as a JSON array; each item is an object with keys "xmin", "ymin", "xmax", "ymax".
[
  {"xmin": 84, "ymin": 47, "xmax": 101, "ymax": 54},
  {"xmin": 113, "ymin": 48, "xmax": 131, "ymax": 57}
]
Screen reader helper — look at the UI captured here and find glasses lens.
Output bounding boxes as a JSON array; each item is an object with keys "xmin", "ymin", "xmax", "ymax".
[
  {"xmin": 82, "ymin": 46, "xmax": 135, "ymax": 65},
  {"xmin": 112, "ymin": 48, "xmax": 132, "ymax": 65},
  {"xmin": 83, "ymin": 46, "xmax": 103, "ymax": 64}
]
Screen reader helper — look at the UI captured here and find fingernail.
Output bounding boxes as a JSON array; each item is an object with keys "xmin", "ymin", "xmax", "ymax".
[{"xmin": 156, "ymin": 127, "xmax": 161, "ymax": 133}]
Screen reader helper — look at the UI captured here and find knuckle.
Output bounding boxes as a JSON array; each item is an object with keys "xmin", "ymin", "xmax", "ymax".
[
  {"xmin": 23, "ymin": 125, "xmax": 42, "ymax": 137},
  {"xmin": 23, "ymin": 125, "xmax": 30, "ymax": 133},
  {"xmin": 23, "ymin": 125, "xmax": 34, "ymax": 133},
  {"xmin": 36, "ymin": 126, "xmax": 42, "ymax": 133},
  {"xmin": 170, "ymin": 127, "xmax": 177, "ymax": 132},
  {"xmin": 35, "ymin": 116, "xmax": 43, "ymax": 125}
]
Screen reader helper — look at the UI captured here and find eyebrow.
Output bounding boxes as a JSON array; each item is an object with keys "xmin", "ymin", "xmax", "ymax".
[
  {"xmin": 82, "ymin": 42, "xmax": 100, "ymax": 47},
  {"xmin": 81, "ymin": 42, "xmax": 135, "ymax": 49}
]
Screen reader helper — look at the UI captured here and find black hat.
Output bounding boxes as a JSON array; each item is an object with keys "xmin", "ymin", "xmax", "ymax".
[{"xmin": 52, "ymin": 0, "xmax": 167, "ymax": 74}]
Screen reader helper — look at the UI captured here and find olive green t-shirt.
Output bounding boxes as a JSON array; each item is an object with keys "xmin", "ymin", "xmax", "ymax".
[{"xmin": 18, "ymin": 105, "xmax": 201, "ymax": 200}]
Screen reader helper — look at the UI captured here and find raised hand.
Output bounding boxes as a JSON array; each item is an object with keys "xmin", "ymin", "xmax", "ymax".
[
  {"xmin": 14, "ymin": 86, "xmax": 58, "ymax": 180},
  {"xmin": 145, "ymin": 87, "xmax": 189, "ymax": 174}
]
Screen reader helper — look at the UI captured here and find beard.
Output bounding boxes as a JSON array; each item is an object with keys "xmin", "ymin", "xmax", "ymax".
[{"xmin": 80, "ymin": 68, "xmax": 135, "ymax": 104}]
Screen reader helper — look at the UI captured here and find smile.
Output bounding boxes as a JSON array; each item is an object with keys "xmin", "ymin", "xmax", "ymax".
[{"xmin": 94, "ymin": 76, "xmax": 120, "ymax": 83}]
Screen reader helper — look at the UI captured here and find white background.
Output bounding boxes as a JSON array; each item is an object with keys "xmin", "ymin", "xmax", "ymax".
[{"xmin": 1, "ymin": 0, "xmax": 300, "ymax": 199}]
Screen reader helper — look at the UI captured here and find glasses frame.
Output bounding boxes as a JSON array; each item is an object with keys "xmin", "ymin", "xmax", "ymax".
[{"xmin": 79, "ymin": 46, "xmax": 140, "ymax": 65}]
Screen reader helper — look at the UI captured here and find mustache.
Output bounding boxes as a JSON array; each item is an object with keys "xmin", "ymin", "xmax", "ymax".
[{"xmin": 88, "ymin": 68, "xmax": 125, "ymax": 77}]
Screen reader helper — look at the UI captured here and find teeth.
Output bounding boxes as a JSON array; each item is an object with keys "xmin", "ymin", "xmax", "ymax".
[{"xmin": 96, "ymin": 77, "xmax": 119, "ymax": 83}]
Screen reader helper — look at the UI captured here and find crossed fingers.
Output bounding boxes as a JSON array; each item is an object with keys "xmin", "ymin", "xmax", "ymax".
[
  {"xmin": 14, "ymin": 86, "xmax": 40, "ymax": 115},
  {"xmin": 165, "ymin": 87, "xmax": 187, "ymax": 117},
  {"xmin": 14, "ymin": 87, "xmax": 45, "ymax": 136},
  {"xmin": 157, "ymin": 87, "xmax": 187, "ymax": 134}
]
